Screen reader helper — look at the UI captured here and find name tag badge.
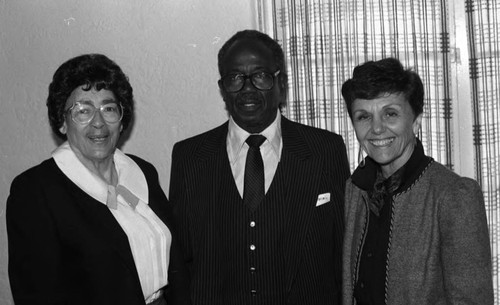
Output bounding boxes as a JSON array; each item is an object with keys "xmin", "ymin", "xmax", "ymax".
[{"xmin": 316, "ymin": 193, "xmax": 330, "ymax": 207}]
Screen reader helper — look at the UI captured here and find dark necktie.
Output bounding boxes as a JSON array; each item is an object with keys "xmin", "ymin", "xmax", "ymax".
[{"xmin": 243, "ymin": 135, "xmax": 266, "ymax": 210}]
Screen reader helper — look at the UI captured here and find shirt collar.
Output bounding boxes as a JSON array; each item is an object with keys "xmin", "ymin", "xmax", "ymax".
[
  {"xmin": 52, "ymin": 141, "xmax": 148, "ymax": 205},
  {"xmin": 227, "ymin": 110, "xmax": 282, "ymax": 164}
]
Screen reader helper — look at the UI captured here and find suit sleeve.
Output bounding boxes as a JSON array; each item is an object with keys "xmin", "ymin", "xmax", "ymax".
[
  {"xmin": 168, "ymin": 142, "xmax": 194, "ymax": 271},
  {"xmin": 6, "ymin": 173, "xmax": 69, "ymax": 305},
  {"xmin": 439, "ymin": 177, "xmax": 494, "ymax": 304},
  {"xmin": 331, "ymin": 134, "xmax": 351, "ymax": 194},
  {"xmin": 328, "ymin": 134, "xmax": 351, "ymax": 303}
]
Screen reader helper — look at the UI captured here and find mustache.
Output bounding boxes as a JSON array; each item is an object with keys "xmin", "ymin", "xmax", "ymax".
[{"xmin": 236, "ymin": 92, "xmax": 261, "ymax": 101}]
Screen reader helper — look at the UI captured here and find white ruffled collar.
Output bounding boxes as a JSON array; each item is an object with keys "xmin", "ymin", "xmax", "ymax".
[{"xmin": 52, "ymin": 142, "xmax": 148, "ymax": 205}]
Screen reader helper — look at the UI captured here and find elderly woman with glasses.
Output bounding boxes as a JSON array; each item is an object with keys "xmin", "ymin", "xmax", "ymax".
[{"xmin": 6, "ymin": 54, "xmax": 189, "ymax": 305}]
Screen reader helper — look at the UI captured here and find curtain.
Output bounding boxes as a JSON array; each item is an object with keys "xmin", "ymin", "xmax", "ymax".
[
  {"xmin": 257, "ymin": 0, "xmax": 498, "ymax": 303},
  {"xmin": 466, "ymin": 0, "xmax": 500, "ymax": 301},
  {"xmin": 257, "ymin": 0, "xmax": 452, "ymax": 172}
]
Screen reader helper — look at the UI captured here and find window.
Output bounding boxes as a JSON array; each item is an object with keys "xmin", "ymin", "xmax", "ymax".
[{"xmin": 257, "ymin": 0, "xmax": 500, "ymax": 302}]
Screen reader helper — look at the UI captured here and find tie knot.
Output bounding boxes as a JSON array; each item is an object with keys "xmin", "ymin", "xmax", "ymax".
[{"xmin": 246, "ymin": 134, "xmax": 266, "ymax": 148}]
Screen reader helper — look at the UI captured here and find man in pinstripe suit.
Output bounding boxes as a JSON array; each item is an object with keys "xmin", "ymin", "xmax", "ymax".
[{"xmin": 169, "ymin": 30, "xmax": 350, "ymax": 305}]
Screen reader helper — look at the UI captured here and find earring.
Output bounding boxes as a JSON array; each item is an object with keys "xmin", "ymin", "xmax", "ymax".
[{"xmin": 358, "ymin": 145, "xmax": 366, "ymax": 168}]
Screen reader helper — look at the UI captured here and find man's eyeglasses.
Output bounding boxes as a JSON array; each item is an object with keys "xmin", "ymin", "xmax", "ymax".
[
  {"xmin": 65, "ymin": 102, "xmax": 124, "ymax": 125},
  {"xmin": 220, "ymin": 70, "xmax": 280, "ymax": 93}
]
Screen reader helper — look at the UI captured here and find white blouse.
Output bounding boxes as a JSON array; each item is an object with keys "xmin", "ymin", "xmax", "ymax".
[{"xmin": 52, "ymin": 142, "xmax": 171, "ymax": 303}]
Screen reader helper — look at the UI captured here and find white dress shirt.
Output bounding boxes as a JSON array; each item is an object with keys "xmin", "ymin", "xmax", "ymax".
[
  {"xmin": 227, "ymin": 111, "xmax": 283, "ymax": 197},
  {"xmin": 52, "ymin": 142, "xmax": 171, "ymax": 303}
]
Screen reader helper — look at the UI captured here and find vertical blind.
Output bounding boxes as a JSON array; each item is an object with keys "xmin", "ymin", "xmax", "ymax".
[
  {"xmin": 257, "ymin": 0, "xmax": 452, "ymax": 172},
  {"xmin": 257, "ymin": 0, "xmax": 498, "ymax": 302}
]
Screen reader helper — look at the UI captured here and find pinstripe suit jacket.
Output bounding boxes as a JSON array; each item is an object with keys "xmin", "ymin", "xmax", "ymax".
[{"xmin": 169, "ymin": 116, "xmax": 350, "ymax": 305}]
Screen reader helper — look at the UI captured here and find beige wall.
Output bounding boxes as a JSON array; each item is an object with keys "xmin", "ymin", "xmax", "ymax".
[{"xmin": 0, "ymin": 1, "xmax": 256, "ymax": 303}]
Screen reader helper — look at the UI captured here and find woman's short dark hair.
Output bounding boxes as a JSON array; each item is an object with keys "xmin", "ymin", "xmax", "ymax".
[
  {"xmin": 341, "ymin": 57, "xmax": 424, "ymax": 119},
  {"xmin": 47, "ymin": 53, "xmax": 134, "ymax": 140}
]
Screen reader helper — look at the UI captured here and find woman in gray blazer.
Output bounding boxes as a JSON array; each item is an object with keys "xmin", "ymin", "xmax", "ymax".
[{"xmin": 341, "ymin": 58, "xmax": 493, "ymax": 305}]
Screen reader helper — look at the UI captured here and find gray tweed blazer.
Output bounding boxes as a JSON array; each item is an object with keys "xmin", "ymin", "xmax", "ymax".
[{"xmin": 343, "ymin": 160, "xmax": 493, "ymax": 305}]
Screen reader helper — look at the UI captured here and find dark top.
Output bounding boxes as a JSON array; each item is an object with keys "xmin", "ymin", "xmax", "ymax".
[
  {"xmin": 169, "ymin": 116, "xmax": 351, "ymax": 305},
  {"xmin": 351, "ymin": 139, "xmax": 432, "ymax": 305},
  {"xmin": 7, "ymin": 155, "xmax": 190, "ymax": 305}
]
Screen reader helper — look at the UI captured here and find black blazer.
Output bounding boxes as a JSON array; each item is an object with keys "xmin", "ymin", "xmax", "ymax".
[
  {"xmin": 7, "ymin": 155, "xmax": 189, "ymax": 305},
  {"xmin": 169, "ymin": 116, "xmax": 350, "ymax": 305}
]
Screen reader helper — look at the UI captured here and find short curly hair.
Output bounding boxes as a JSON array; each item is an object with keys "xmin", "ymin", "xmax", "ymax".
[
  {"xmin": 341, "ymin": 57, "xmax": 424, "ymax": 119},
  {"xmin": 217, "ymin": 30, "xmax": 287, "ymax": 110},
  {"xmin": 47, "ymin": 53, "xmax": 134, "ymax": 140},
  {"xmin": 217, "ymin": 30, "xmax": 285, "ymax": 76}
]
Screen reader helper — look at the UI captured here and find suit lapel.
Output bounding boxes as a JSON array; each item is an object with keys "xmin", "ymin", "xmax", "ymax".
[
  {"xmin": 188, "ymin": 123, "xmax": 239, "ymax": 229},
  {"xmin": 278, "ymin": 117, "xmax": 324, "ymax": 292},
  {"xmin": 191, "ymin": 123, "xmax": 231, "ymax": 191},
  {"xmin": 193, "ymin": 122, "xmax": 229, "ymax": 162}
]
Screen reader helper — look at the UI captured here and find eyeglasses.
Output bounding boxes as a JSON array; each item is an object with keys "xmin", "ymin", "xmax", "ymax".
[
  {"xmin": 65, "ymin": 102, "xmax": 124, "ymax": 124},
  {"xmin": 220, "ymin": 70, "xmax": 280, "ymax": 93}
]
